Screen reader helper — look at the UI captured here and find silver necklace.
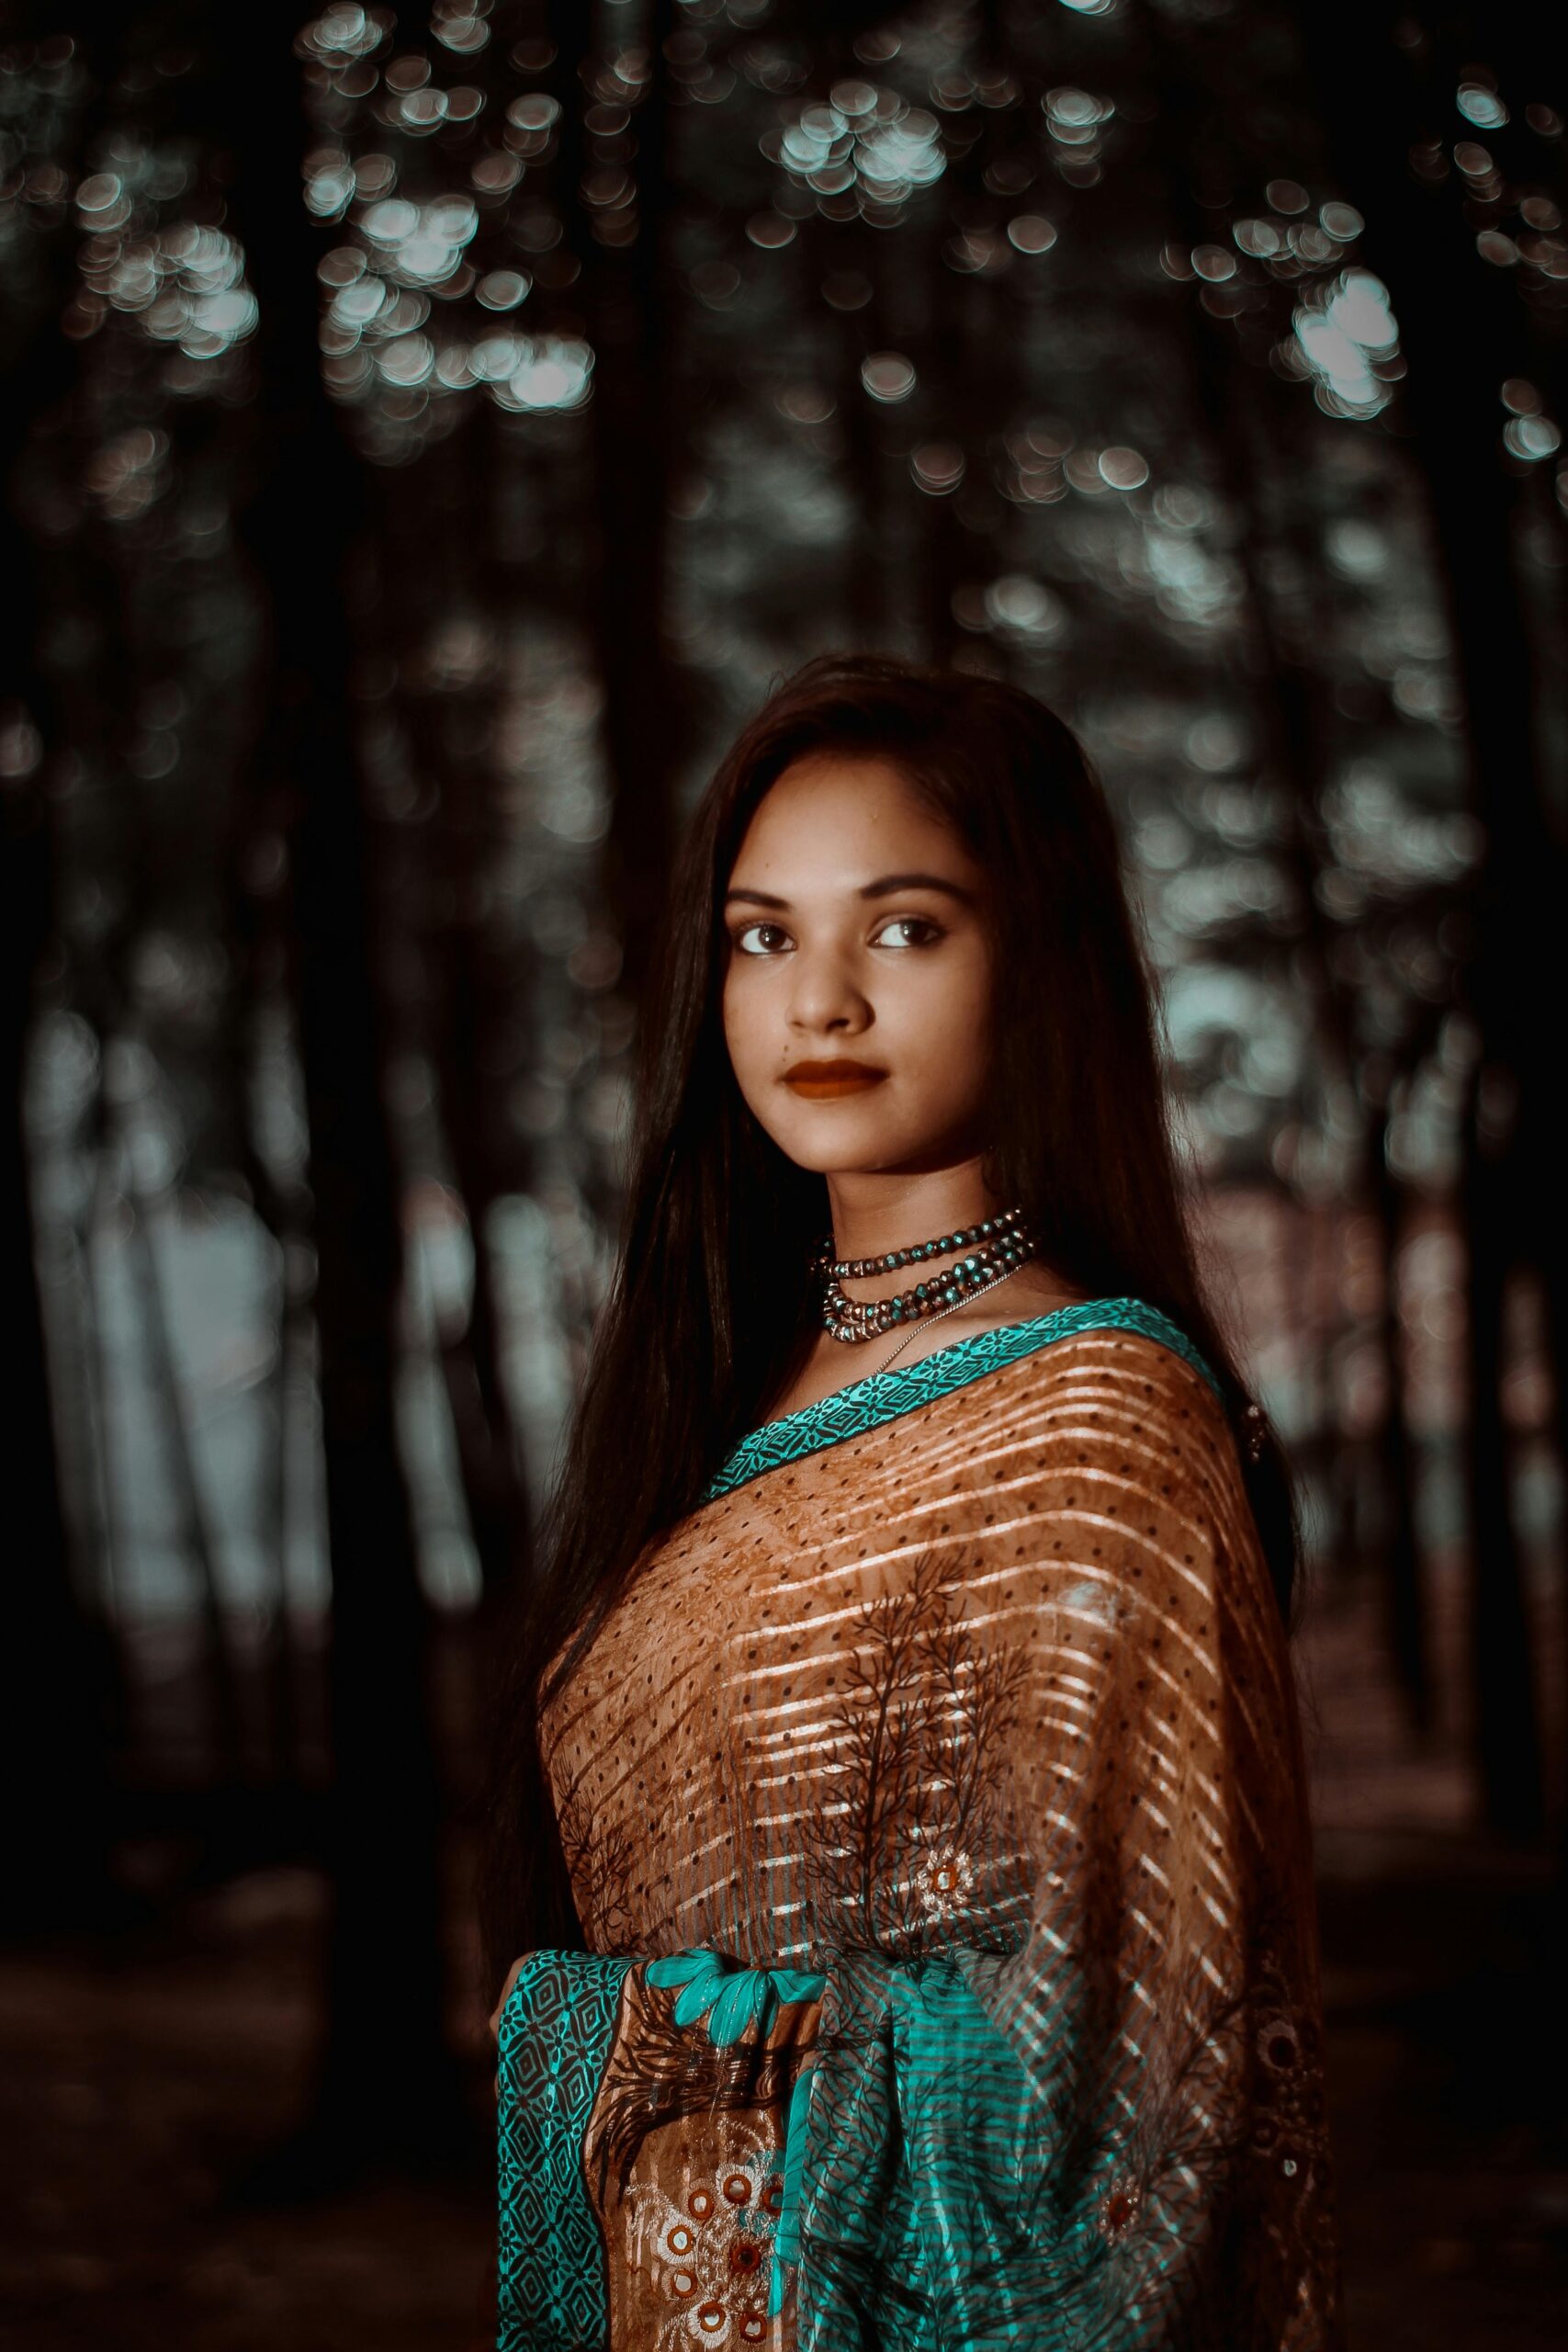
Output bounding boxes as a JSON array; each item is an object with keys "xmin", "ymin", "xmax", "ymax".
[
  {"xmin": 866, "ymin": 1257, "xmax": 1030, "ymax": 1377},
  {"xmin": 817, "ymin": 1207, "xmax": 1037, "ymax": 1346}
]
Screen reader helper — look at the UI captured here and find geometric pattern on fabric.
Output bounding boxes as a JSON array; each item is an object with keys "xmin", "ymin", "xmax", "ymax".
[
  {"xmin": 698, "ymin": 1295, "xmax": 1224, "ymax": 1506},
  {"xmin": 497, "ymin": 1948, "xmax": 634, "ymax": 2352}
]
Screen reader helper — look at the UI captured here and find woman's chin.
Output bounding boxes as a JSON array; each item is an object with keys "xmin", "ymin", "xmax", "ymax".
[{"xmin": 768, "ymin": 1121, "xmax": 929, "ymax": 1178}]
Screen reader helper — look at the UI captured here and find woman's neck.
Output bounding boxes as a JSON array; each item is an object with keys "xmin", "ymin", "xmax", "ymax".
[{"xmin": 822, "ymin": 1157, "xmax": 1003, "ymax": 1270}]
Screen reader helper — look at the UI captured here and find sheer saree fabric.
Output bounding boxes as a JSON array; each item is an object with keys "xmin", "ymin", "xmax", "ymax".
[{"xmin": 498, "ymin": 1300, "xmax": 1345, "ymax": 2350}]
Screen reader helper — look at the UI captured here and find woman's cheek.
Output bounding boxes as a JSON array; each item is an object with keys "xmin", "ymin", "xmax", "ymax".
[
  {"xmin": 720, "ymin": 988, "xmax": 775, "ymax": 1118},
  {"xmin": 884, "ymin": 948, "xmax": 987, "ymax": 1049}
]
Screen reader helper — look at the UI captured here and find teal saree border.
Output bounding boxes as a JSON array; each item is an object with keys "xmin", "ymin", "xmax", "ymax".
[
  {"xmin": 699, "ymin": 1295, "xmax": 1222, "ymax": 1507},
  {"xmin": 497, "ymin": 1949, "xmax": 634, "ymax": 2352}
]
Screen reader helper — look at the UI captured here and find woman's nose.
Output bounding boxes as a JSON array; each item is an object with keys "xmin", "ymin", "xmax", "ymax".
[{"xmin": 786, "ymin": 946, "xmax": 869, "ymax": 1033}]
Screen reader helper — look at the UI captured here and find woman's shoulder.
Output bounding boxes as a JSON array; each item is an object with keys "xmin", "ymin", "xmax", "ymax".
[
  {"xmin": 982, "ymin": 1307, "xmax": 1276, "ymax": 1596},
  {"xmin": 958, "ymin": 1303, "xmax": 1247, "ymax": 1518},
  {"xmin": 962, "ymin": 1296, "xmax": 1229, "ymax": 1428}
]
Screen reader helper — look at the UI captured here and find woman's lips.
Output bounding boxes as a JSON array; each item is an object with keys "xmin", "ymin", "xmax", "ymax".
[{"xmin": 782, "ymin": 1060, "xmax": 888, "ymax": 1101}]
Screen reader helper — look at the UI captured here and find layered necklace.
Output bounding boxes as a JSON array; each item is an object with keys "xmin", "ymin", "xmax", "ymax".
[{"xmin": 816, "ymin": 1204, "xmax": 1038, "ymax": 1352}]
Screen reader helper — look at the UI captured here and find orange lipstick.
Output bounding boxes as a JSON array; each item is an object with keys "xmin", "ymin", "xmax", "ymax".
[{"xmin": 783, "ymin": 1058, "xmax": 887, "ymax": 1101}]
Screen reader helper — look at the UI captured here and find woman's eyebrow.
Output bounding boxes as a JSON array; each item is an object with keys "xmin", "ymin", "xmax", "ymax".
[{"xmin": 723, "ymin": 871, "xmax": 976, "ymax": 909}]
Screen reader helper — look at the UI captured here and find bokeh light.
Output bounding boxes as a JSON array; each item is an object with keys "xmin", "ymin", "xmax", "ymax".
[{"xmin": 1287, "ymin": 269, "xmax": 1402, "ymax": 418}]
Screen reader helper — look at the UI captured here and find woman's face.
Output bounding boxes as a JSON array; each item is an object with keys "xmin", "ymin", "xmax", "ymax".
[{"xmin": 721, "ymin": 752, "xmax": 995, "ymax": 1178}]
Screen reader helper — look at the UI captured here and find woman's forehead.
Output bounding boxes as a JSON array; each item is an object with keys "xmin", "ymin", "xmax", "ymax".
[{"xmin": 730, "ymin": 754, "xmax": 978, "ymax": 880}]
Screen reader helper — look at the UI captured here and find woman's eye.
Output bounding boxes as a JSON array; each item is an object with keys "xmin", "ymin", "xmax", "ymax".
[
  {"xmin": 871, "ymin": 915, "xmax": 942, "ymax": 949},
  {"xmin": 730, "ymin": 914, "xmax": 942, "ymax": 955},
  {"xmin": 733, "ymin": 921, "xmax": 791, "ymax": 956}
]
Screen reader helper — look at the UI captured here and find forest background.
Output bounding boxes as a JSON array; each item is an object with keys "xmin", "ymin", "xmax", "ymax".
[{"xmin": 2, "ymin": 0, "xmax": 1566, "ymax": 2345}]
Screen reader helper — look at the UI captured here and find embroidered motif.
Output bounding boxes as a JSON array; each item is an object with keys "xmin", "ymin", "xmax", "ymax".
[
  {"xmin": 642, "ymin": 1951, "xmax": 824, "ymax": 2320},
  {"xmin": 1242, "ymin": 1971, "xmax": 1336, "ymax": 2233},
  {"xmin": 1097, "ymin": 2175, "xmax": 1144, "ymax": 2243},
  {"xmin": 492, "ymin": 1943, "xmax": 818, "ymax": 2346},
  {"xmin": 699, "ymin": 1296, "xmax": 1223, "ymax": 1504},
  {"xmin": 910, "ymin": 1842, "xmax": 976, "ymax": 1920},
  {"xmin": 620, "ymin": 2120, "xmax": 784, "ymax": 2347}
]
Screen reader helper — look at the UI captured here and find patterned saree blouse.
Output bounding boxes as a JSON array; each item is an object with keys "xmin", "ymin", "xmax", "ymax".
[{"xmin": 497, "ymin": 1298, "xmax": 1346, "ymax": 2350}]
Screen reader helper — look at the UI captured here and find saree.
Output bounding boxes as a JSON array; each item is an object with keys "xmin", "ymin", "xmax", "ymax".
[{"xmin": 498, "ymin": 1298, "xmax": 1345, "ymax": 2350}]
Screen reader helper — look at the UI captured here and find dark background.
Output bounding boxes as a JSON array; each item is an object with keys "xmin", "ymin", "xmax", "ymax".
[{"xmin": 2, "ymin": 1, "xmax": 1566, "ymax": 2344}]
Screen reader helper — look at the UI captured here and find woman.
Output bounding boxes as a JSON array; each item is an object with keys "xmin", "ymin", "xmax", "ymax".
[{"xmin": 484, "ymin": 653, "xmax": 1345, "ymax": 2349}]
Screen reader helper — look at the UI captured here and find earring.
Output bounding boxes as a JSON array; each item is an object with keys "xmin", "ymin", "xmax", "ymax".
[{"xmin": 1240, "ymin": 1401, "xmax": 1268, "ymax": 1464}]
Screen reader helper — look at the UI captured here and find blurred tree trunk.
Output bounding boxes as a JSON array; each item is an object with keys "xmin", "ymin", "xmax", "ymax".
[
  {"xmin": 216, "ymin": 961, "xmax": 310, "ymax": 1784},
  {"xmin": 0, "ymin": 84, "xmax": 118, "ymax": 1930},
  {"xmin": 549, "ymin": 0, "xmax": 682, "ymax": 991},
  {"xmin": 1142, "ymin": 0, "xmax": 1430, "ymax": 1634},
  {"xmin": 384, "ymin": 413, "xmax": 534, "ymax": 1600},
  {"xmin": 117, "ymin": 1098, "xmax": 245, "ymax": 1776},
  {"xmin": 0, "ymin": 594, "xmax": 116, "ymax": 1930},
  {"xmin": 1370, "ymin": 1081, "xmax": 1430, "ymax": 1726},
  {"xmin": 214, "ymin": 28, "xmax": 466, "ymax": 2166},
  {"xmin": 1300, "ymin": 0, "xmax": 1552, "ymax": 1838}
]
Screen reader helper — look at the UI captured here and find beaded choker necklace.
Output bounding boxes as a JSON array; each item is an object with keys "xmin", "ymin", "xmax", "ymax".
[{"xmin": 816, "ymin": 1204, "xmax": 1037, "ymax": 1345}]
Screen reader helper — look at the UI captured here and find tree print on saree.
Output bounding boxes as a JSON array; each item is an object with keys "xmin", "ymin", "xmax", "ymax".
[
  {"xmin": 552, "ymin": 1740, "xmax": 643, "ymax": 1957},
  {"xmin": 792, "ymin": 1544, "xmax": 1035, "ymax": 1964},
  {"xmin": 521, "ymin": 1327, "xmax": 1345, "ymax": 2346}
]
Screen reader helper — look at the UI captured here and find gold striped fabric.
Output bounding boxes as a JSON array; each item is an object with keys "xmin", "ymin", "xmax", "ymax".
[{"xmin": 537, "ymin": 1326, "xmax": 1345, "ymax": 2347}]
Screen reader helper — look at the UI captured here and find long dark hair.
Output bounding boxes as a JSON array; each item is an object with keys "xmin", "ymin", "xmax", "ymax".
[{"xmin": 479, "ymin": 651, "xmax": 1300, "ymax": 1991}]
